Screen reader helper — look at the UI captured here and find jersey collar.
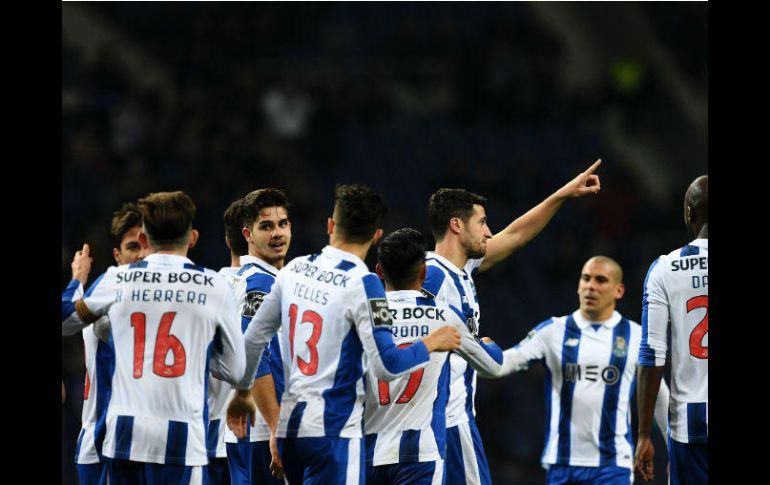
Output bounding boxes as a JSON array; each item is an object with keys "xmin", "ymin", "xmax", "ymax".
[
  {"xmin": 425, "ymin": 251, "xmax": 466, "ymax": 276},
  {"xmin": 240, "ymin": 254, "xmax": 281, "ymax": 273},
  {"xmin": 142, "ymin": 253, "xmax": 195, "ymax": 266},
  {"xmin": 322, "ymin": 245, "xmax": 366, "ymax": 269},
  {"xmin": 572, "ymin": 309, "xmax": 622, "ymax": 330},
  {"xmin": 689, "ymin": 238, "xmax": 708, "ymax": 250},
  {"xmin": 386, "ymin": 289, "xmax": 424, "ymax": 303}
]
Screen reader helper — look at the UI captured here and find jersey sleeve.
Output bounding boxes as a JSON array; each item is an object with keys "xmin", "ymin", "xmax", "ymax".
[
  {"xmin": 61, "ymin": 271, "xmax": 112, "ymax": 336},
  {"xmin": 421, "ymin": 265, "xmax": 446, "ymax": 300},
  {"xmin": 446, "ymin": 304, "xmax": 503, "ymax": 376},
  {"xmin": 208, "ymin": 281, "xmax": 247, "ymax": 386},
  {"xmin": 639, "ymin": 258, "xmax": 669, "ymax": 367},
  {"xmin": 237, "ymin": 273, "xmax": 284, "ymax": 390},
  {"xmin": 354, "ymin": 274, "xmax": 430, "ymax": 382},
  {"xmin": 495, "ymin": 318, "xmax": 552, "ymax": 377}
]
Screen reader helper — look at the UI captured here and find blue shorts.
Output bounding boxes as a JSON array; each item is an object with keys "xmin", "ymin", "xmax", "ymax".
[
  {"xmin": 205, "ymin": 456, "xmax": 230, "ymax": 485},
  {"xmin": 367, "ymin": 459, "xmax": 444, "ymax": 485},
  {"xmin": 76, "ymin": 462, "xmax": 108, "ymax": 485},
  {"xmin": 445, "ymin": 420, "xmax": 491, "ymax": 485},
  {"xmin": 278, "ymin": 436, "xmax": 364, "ymax": 485},
  {"xmin": 226, "ymin": 441, "xmax": 282, "ymax": 485},
  {"xmin": 545, "ymin": 464, "xmax": 631, "ymax": 485},
  {"xmin": 669, "ymin": 437, "xmax": 707, "ymax": 485},
  {"xmin": 106, "ymin": 458, "xmax": 203, "ymax": 485}
]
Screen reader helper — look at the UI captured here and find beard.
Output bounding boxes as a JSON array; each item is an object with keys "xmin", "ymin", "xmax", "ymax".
[{"xmin": 462, "ymin": 236, "xmax": 487, "ymax": 259}]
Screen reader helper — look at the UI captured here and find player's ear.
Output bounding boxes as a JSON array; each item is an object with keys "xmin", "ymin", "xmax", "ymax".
[
  {"xmin": 112, "ymin": 248, "xmax": 121, "ymax": 265},
  {"xmin": 327, "ymin": 217, "xmax": 335, "ymax": 236},
  {"xmin": 418, "ymin": 262, "xmax": 427, "ymax": 285},
  {"xmin": 375, "ymin": 262, "xmax": 385, "ymax": 280},
  {"xmin": 449, "ymin": 217, "xmax": 462, "ymax": 235},
  {"xmin": 138, "ymin": 231, "xmax": 150, "ymax": 250},
  {"xmin": 188, "ymin": 229, "xmax": 199, "ymax": 249},
  {"xmin": 242, "ymin": 226, "xmax": 251, "ymax": 244},
  {"xmin": 615, "ymin": 283, "xmax": 625, "ymax": 300},
  {"xmin": 371, "ymin": 228, "xmax": 384, "ymax": 245}
]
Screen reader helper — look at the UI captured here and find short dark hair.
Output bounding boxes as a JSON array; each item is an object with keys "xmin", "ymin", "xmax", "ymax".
[
  {"xmin": 333, "ymin": 184, "xmax": 388, "ymax": 244},
  {"xmin": 378, "ymin": 228, "xmax": 426, "ymax": 289},
  {"xmin": 110, "ymin": 202, "xmax": 143, "ymax": 249},
  {"xmin": 223, "ymin": 198, "xmax": 248, "ymax": 256},
  {"xmin": 241, "ymin": 188, "xmax": 291, "ymax": 228},
  {"xmin": 428, "ymin": 188, "xmax": 487, "ymax": 240},
  {"xmin": 137, "ymin": 191, "xmax": 196, "ymax": 248}
]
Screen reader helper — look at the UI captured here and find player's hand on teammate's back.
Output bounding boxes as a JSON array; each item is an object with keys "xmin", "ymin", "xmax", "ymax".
[
  {"xmin": 72, "ymin": 243, "xmax": 93, "ymax": 284},
  {"xmin": 556, "ymin": 159, "xmax": 602, "ymax": 198},
  {"xmin": 633, "ymin": 435, "xmax": 655, "ymax": 481},
  {"xmin": 226, "ymin": 390, "xmax": 257, "ymax": 439},
  {"xmin": 423, "ymin": 325, "xmax": 462, "ymax": 352}
]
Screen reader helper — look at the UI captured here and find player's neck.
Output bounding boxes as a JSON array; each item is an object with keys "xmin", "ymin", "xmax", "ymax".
[
  {"xmin": 384, "ymin": 280, "xmax": 422, "ymax": 292},
  {"xmin": 230, "ymin": 254, "xmax": 241, "ymax": 267},
  {"xmin": 152, "ymin": 248, "xmax": 189, "ymax": 257},
  {"xmin": 247, "ymin": 251, "xmax": 285, "ymax": 270},
  {"xmin": 433, "ymin": 238, "xmax": 468, "ymax": 271},
  {"xmin": 695, "ymin": 223, "xmax": 708, "ymax": 239}
]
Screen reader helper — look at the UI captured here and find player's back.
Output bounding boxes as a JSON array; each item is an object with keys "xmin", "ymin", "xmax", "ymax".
[
  {"xmin": 364, "ymin": 291, "xmax": 453, "ymax": 465},
  {"xmin": 271, "ymin": 246, "xmax": 381, "ymax": 439},
  {"xmin": 364, "ymin": 290, "xmax": 503, "ymax": 466},
  {"xmin": 100, "ymin": 253, "xmax": 241, "ymax": 465},
  {"xmin": 641, "ymin": 239, "xmax": 708, "ymax": 443}
]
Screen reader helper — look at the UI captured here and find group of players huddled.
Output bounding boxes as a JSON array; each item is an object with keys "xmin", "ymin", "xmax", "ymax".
[{"xmin": 62, "ymin": 160, "xmax": 708, "ymax": 485}]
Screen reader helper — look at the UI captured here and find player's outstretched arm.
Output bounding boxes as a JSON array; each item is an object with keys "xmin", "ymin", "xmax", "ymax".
[
  {"xmin": 479, "ymin": 159, "xmax": 601, "ymax": 273},
  {"xmin": 226, "ymin": 389, "xmax": 257, "ymax": 439},
  {"xmin": 635, "ymin": 366, "xmax": 665, "ymax": 482},
  {"xmin": 446, "ymin": 306, "xmax": 503, "ymax": 375},
  {"xmin": 478, "ymin": 319, "xmax": 551, "ymax": 378},
  {"xmin": 209, "ymin": 287, "xmax": 247, "ymax": 386}
]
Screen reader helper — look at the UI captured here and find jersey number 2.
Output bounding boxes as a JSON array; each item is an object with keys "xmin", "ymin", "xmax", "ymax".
[
  {"xmin": 289, "ymin": 304, "xmax": 323, "ymax": 376},
  {"xmin": 687, "ymin": 295, "xmax": 708, "ymax": 359},
  {"xmin": 131, "ymin": 312, "xmax": 187, "ymax": 378},
  {"xmin": 378, "ymin": 343, "xmax": 425, "ymax": 405}
]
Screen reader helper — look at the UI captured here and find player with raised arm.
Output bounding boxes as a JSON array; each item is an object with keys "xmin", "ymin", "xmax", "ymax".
[
  {"xmin": 422, "ymin": 160, "xmax": 602, "ymax": 485},
  {"xmin": 206, "ymin": 196, "xmax": 249, "ymax": 485},
  {"xmin": 489, "ymin": 256, "xmax": 669, "ymax": 485},
  {"xmin": 227, "ymin": 184, "xmax": 462, "ymax": 485},
  {"xmin": 365, "ymin": 228, "xmax": 504, "ymax": 485},
  {"xmin": 69, "ymin": 203, "xmax": 144, "ymax": 485},
  {"xmin": 635, "ymin": 175, "xmax": 708, "ymax": 484},
  {"xmin": 225, "ymin": 188, "xmax": 293, "ymax": 485},
  {"xmin": 63, "ymin": 191, "xmax": 246, "ymax": 485}
]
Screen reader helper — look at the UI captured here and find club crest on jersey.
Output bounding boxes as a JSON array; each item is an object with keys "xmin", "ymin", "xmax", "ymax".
[
  {"xmin": 613, "ymin": 336, "xmax": 628, "ymax": 358},
  {"xmin": 242, "ymin": 290, "xmax": 267, "ymax": 318},
  {"xmin": 369, "ymin": 298, "xmax": 393, "ymax": 327},
  {"xmin": 465, "ymin": 317, "xmax": 479, "ymax": 337}
]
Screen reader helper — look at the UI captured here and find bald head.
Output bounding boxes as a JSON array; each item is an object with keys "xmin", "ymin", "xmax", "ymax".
[
  {"xmin": 684, "ymin": 175, "xmax": 708, "ymax": 237},
  {"xmin": 583, "ymin": 256, "xmax": 623, "ymax": 284}
]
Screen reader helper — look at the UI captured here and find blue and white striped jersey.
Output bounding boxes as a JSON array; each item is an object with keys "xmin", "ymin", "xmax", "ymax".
[
  {"xmin": 364, "ymin": 290, "xmax": 503, "ymax": 466},
  {"xmin": 640, "ymin": 238, "xmax": 708, "ymax": 444},
  {"xmin": 204, "ymin": 265, "xmax": 243, "ymax": 459},
  {"xmin": 500, "ymin": 311, "xmax": 669, "ymax": 470},
  {"xmin": 421, "ymin": 252, "xmax": 484, "ymax": 428},
  {"xmin": 224, "ymin": 255, "xmax": 284, "ymax": 444},
  {"xmin": 67, "ymin": 279, "xmax": 115, "ymax": 465},
  {"xmin": 62, "ymin": 253, "xmax": 246, "ymax": 466},
  {"xmin": 239, "ymin": 245, "xmax": 432, "ymax": 439}
]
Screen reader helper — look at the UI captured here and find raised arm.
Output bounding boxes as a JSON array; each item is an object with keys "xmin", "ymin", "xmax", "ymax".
[{"xmin": 479, "ymin": 160, "xmax": 602, "ymax": 273}]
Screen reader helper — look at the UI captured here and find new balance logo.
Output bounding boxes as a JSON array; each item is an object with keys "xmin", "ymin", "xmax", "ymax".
[{"xmin": 565, "ymin": 338, "xmax": 579, "ymax": 347}]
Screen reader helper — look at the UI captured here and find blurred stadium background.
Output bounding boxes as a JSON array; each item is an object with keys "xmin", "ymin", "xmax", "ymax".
[{"xmin": 61, "ymin": 3, "xmax": 706, "ymax": 484}]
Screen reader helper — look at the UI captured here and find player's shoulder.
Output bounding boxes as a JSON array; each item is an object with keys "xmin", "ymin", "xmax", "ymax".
[{"xmin": 533, "ymin": 315, "xmax": 566, "ymax": 335}]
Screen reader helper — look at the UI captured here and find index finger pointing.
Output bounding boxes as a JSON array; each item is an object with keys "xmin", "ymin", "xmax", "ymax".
[{"xmin": 583, "ymin": 159, "xmax": 602, "ymax": 174}]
